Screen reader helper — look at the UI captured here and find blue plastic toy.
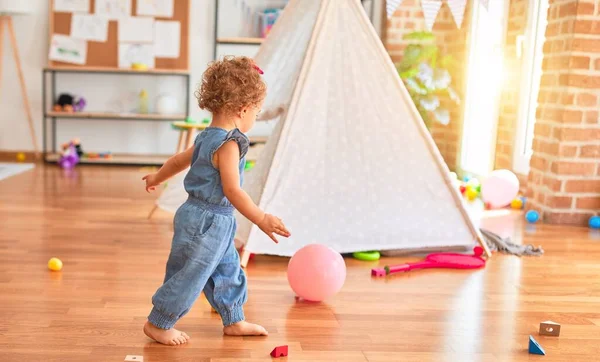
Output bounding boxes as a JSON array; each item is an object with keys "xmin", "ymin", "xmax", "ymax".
[
  {"xmin": 525, "ymin": 210, "xmax": 540, "ymax": 224},
  {"xmin": 528, "ymin": 335, "xmax": 545, "ymax": 355},
  {"xmin": 589, "ymin": 215, "xmax": 600, "ymax": 229}
]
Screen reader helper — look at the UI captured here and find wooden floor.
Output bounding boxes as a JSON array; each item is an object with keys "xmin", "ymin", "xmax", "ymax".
[{"xmin": 1, "ymin": 164, "xmax": 599, "ymax": 362}]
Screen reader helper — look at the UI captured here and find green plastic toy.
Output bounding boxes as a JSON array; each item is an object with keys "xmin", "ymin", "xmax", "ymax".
[{"xmin": 352, "ymin": 251, "xmax": 381, "ymax": 261}]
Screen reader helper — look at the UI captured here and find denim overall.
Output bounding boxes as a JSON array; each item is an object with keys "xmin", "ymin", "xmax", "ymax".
[{"xmin": 148, "ymin": 128, "xmax": 249, "ymax": 329}]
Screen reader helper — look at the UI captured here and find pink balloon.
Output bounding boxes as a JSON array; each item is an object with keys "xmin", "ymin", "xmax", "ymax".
[
  {"xmin": 287, "ymin": 244, "xmax": 346, "ymax": 302},
  {"xmin": 481, "ymin": 169, "xmax": 520, "ymax": 208}
]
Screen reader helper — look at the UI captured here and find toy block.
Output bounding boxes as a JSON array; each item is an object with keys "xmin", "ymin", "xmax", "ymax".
[
  {"xmin": 124, "ymin": 356, "xmax": 143, "ymax": 362},
  {"xmin": 270, "ymin": 345, "xmax": 288, "ymax": 358},
  {"xmin": 539, "ymin": 320, "xmax": 560, "ymax": 336},
  {"xmin": 529, "ymin": 335, "xmax": 545, "ymax": 355}
]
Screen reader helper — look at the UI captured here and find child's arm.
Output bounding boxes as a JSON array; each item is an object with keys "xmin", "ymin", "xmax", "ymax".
[
  {"xmin": 142, "ymin": 146, "xmax": 194, "ymax": 192},
  {"xmin": 216, "ymin": 140, "xmax": 290, "ymax": 243}
]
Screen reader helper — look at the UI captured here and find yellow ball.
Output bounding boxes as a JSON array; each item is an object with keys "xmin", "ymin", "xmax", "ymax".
[
  {"xmin": 466, "ymin": 187, "xmax": 479, "ymax": 201},
  {"xmin": 16, "ymin": 152, "xmax": 26, "ymax": 162},
  {"xmin": 48, "ymin": 257, "xmax": 63, "ymax": 271},
  {"xmin": 511, "ymin": 198, "xmax": 524, "ymax": 209}
]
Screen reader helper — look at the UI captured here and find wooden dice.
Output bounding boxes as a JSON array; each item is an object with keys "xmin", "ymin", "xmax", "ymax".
[{"xmin": 539, "ymin": 320, "xmax": 560, "ymax": 336}]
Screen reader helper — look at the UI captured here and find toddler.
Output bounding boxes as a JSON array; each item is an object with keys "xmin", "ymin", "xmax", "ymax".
[{"xmin": 142, "ymin": 56, "xmax": 290, "ymax": 345}]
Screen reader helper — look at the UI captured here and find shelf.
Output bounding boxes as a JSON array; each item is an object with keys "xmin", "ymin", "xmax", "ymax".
[
  {"xmin": 216, "ymin": 37, "xmax": 264, "ymax": 45},
  {"xmin": 45, "ymin": 111, "xmax": 186, "ymax": 121},
  {"xmin": 46, "ymin": 153, "xmax": 169, "ymax": 166},
  {"xmin": 44, "ymin": 65, "xmax": 190, "ymax": 76}
]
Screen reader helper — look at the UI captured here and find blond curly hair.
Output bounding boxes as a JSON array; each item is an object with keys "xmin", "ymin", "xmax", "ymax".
[{"xmin": 196, "ymin": 56, "xmax": 266, "ymax": 115}]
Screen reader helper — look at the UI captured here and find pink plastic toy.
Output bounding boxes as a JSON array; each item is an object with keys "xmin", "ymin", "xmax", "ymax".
[
  {"xmin": 371, "ymin": 246, "xmax": 486, "ymax": 277},
  {"xmin": 287, "ymin": 244, "xmax": 346, "ymax": 302}
]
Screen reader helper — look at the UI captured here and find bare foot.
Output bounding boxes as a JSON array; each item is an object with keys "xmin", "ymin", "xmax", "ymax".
[
  {"xmin": 143, "ymin": 321, "xmax": 190, "ymax": 346},
  {"xmin": 223, "ymin": 321, "xmax": 268, "ymax": 336}
]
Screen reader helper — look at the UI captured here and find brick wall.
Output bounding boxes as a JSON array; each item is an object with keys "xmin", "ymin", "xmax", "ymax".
[
  {"xmin": 385, "ymin": 0, "xmax": 471, "ymax": 170},
  {"xmin": 526, "ymin": 0, "xmax": 600, "ymax": 225}
]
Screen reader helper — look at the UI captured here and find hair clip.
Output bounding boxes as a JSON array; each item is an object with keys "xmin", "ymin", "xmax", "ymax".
[{"xmin": 252, "ymin": 64, "xmax": 264, "ymax": 75}]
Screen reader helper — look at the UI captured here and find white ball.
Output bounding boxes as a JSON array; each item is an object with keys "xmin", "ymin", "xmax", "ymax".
[
  {"xmin": 481, "ymin": 169, "xmax": 520, "ymax": 208},
  {"xmin": 155, "ymin": 95, "xmax": 178, "ymax": 114}
]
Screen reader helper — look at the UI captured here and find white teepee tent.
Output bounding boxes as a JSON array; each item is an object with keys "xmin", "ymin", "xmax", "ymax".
[{"xmin": 237, "ymin": 0, "xmax": 489, "ymax": 265}]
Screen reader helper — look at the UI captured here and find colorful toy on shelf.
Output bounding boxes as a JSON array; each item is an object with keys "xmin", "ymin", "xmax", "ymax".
[
  {"xmin": 58, "ymin": 142, "xmax": 80, "ymax": 169},
  {"xmin": 589, "ymin": 215, "xmax": 600, "ymax": 229},
  {"xmin": 371, "ymin": 246, "xmax": 485, "ymax": 277},
  {"xmin": 132, "ymin": 62, "xmax": 148, "ymax": 71},
  {"xmin": 16, "ymin": 152, "xmax": 26, "ymax": 162},
  {"xmin": 139, "ymin": 90, "xmax": 149, "ymax": 114},
  {"xmin": 85, "ymin": 152, "xmax": 112, "ymax": 160},
  {"xmin": 525, "ymin": 210, "xmax": 540, "ymax": 224},
  {"xmin": 260, "ymin": 9, "xmax": 282, "ymax": 38},
  {"xmin": 53, "ymin": 93, "xmax": 86, "ymax": 112}
]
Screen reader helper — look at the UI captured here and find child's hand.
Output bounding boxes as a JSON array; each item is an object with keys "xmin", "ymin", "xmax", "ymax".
[
  {"xmin": 142, "ymin": 173, "xmax": 160, "ymax": 192},
  {"xmin": 258, "ymin": 214, "xmax": 290, "ymax": 244}
]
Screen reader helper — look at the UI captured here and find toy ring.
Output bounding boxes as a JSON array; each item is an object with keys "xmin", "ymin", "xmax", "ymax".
[{"xmin": 352, "ymin": 251, "xmax": 381, "ymax": 261}]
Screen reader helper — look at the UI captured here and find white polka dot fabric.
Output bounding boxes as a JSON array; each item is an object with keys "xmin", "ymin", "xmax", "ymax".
[{"xmin": 237, "ymin": 0, "xmax": 478, "ymax": 257}]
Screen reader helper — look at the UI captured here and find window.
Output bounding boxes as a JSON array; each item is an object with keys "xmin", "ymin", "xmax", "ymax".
[
  {"xmin": 460, "ymin": 0, "xmax": 510, "ymax": 177},
  {"xmin": 513, "ymin": 0, "xmax": 549, "ymax": 174}
]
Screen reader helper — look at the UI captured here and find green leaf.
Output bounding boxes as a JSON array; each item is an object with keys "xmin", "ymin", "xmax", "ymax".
[
  {"xmin": 399, "ymin": 68, "xmax": 419, "ymax": 79},
  {"xmin": 403, "ymin": 31, "xmax": 435, "ymax": 42}
]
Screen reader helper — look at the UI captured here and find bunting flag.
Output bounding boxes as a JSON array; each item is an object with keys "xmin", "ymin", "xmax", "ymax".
[
  {"xmin": 447, "ymin": 0, "xmax": 467, "ymax": 28},
  {"xmin": 386, "ymin": 0, "xmax": 403, "ymax": 18},
  {"xmin": 479, "ymin": 0, "xmax": 490, "ymax": 10},
  {"xmin": 420, "ymin": 0, "xmax": 443, "ymax": 31}
]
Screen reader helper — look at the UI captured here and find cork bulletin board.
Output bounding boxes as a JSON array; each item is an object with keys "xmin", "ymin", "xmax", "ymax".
[{"xmin": 48, "ymin": 0, "xmax": 190, "ymax": 71}]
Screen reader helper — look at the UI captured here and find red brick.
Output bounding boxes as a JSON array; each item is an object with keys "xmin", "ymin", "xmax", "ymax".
[
  {"xmin": 574, "ymin": 20, "xmax": 600, "ymax": 34},
  {"xmin": 596, "ymin": 58, "xmax": 600, "ymax": 70},
  {"xmin": 386, "ymin": 43, "xmax": 407, "ymax": 52},
  {"xmin": 546, "ymin": 22, "xmax": 561, "ymax": 36},
  {"xmin": 533, "ymin": 123, "xmax": 552, "ymax": 138},
  {"xmin": 572, "ymin": 38, "xmax": 600, "ymax": 52},
  {"xmin": 569, "ymin": 56, "xmax": 591, "ymax": 69},
  {"xmin": 561, "ymin": 94, "xmax": 575, "ymax": 106},
  {"xmin": 529, "ymin": 170, "xmax": 543, "ymax": 185},
  {"xmin": 577, "ymin": 1, "xmax": 595, "ymax": 15},
  {"xmin": 543, "ymin": 176, "xmax": 563, "ymax": 192},
  {"xmin": 562, "ymin": 109, "xmax": 583, "ymax": 123},
  {"xmin": 541, "ymin": 74, "xmax": 558, "ymax": 87},
  {"xmin": 559, "ymin": 2, "xmax": 578, "ymax": 17},
  {"xmin": 551, "ymin": 161, "xmax": 596, "ymax": 175},
  {"xmin": 559, "ymin": 127, "xmax": 600, "ymax": 141},
  {"xmin": 545, "ymin": 211, "xmax": 593, "ymax": 226},
  {"xmin": 580, "ymin": 145, "xmax": 600, "ymax": 158},
  {"xmin": 530, "ymin": 155, "xmax": 549, "ymax": 171},
  {"xmin": 577, "ymin": 197, "xmax": 600, "ymax": 210},
  {"xmin": 565, "ymin": 180, "xmax": 600, "ymax": 193},
  {"xmin": 577, "ymin": 93, "xmax": 598, "ymax": 106},
  {"xmin": 541, "ymin": 107, "xmax": 563, "ymax": 122},
  {"xmin": 559, "ymin": 74, "xmax": 570, "ymax": 86},
  {"xmin": 561, "ymin": 20, "xmax": 572, "ymax": 34},
  {"xmin": 585, "ymin": 111, "xmax": 598, "ymax": 124},
  {"xmin": 537, "ymin": 139, "xmax": 560, "ymax": 156},
  {"xmin": 546, "ymin": 195, "xmax": 573, "ymax": 209},
  {"xmin": 559, "ymin": 145, "xmax": 578, "ymax": 157}
]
